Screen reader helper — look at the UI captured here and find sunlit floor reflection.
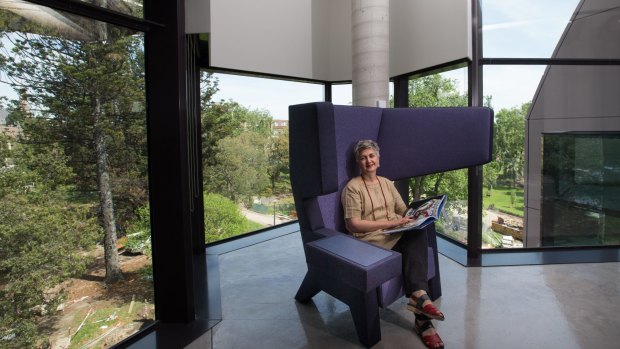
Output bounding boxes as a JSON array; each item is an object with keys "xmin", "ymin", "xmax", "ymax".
[{"xmin": 210, "ymin": 232, "xmax": 620, "ymax": 349}]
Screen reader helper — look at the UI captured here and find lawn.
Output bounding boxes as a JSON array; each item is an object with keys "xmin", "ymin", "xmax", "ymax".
[{"xmin": 483, "ymin": 185, "xmax": 524, "ymax": 217}]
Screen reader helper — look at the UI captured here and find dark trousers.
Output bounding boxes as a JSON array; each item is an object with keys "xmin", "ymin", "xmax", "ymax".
[{"xmin": 391, "ymin": 226, "xmax": 429, "ymax": 297}]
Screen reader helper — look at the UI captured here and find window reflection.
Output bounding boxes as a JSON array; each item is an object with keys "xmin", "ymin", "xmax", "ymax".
[
  {"xmin": 541, "ymin": 133, "xmax": 620, "ymax": 246},
  {"xmin": 73, "ymin": 0, "xmax": 144, "ymax": 18}
]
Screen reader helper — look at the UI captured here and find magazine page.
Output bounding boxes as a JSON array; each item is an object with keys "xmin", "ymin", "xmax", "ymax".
[{"xmin": 383, "ymin": 195, "xmax": 447, "ymax": 234}]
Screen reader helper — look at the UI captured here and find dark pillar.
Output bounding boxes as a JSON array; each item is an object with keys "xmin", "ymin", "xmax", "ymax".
[
  {"xmin": 145, "ymin": 0, "xmax": 197, "ymax": 322},
  {"xmin": 467, "ymin": 0, "xmax": 484, "ymax": 264}
]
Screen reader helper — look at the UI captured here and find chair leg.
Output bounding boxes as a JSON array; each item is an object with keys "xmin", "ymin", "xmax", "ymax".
[
  {"xmin": 295, "ymin": 272, "xmax": 320, "ymax": 303},
  {"xmin": 349, "ymin": 289, "xmax": 381, "ymax": 348}
]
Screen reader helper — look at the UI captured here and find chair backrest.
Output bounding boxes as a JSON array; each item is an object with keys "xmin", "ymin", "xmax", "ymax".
[{"xmin": 289, "ymin": 102, "xmax": 494, "ymax": 242}]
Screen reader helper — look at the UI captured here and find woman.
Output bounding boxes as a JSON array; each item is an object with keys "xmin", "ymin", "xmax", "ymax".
[{"xmin": 341, "ymin": 139, "xmax": 445, "ymax": 349}]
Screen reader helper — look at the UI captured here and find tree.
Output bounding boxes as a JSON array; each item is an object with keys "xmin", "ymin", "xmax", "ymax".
[
  {"xmin": 1, "ymin": 25, "xmax": 146, "ymax": 283},
  {"xmin": 483, "ymin": 161, "xmax": 501, "ymax": 196},
  {"xmin": 409, "ymin": 74, "xmax": 467, "ymax": 107},
  {"xmin": 267, "ymin": 128, "xmax": 290, "ymax": 195},
  {"xmin": 202, "ymin": 99, "xmax": 273, "ymax": 203},
  {"xmin": 494, "ymin": 103, "xmax": 528, "ymax": 188},
  {"xmin": 201, "ymin": 100, "xmax": 270, "ymax": 166},
  {"xmin": 0, "ymin": 142, "xmax": 99, "ymax": 349},
  {"xmin": 203, "ymin": 193, "xmax": 261, "ymax": 243},
  {"xmin": 206, "ymin": 132, "xmax": 270, "ymax": 206}
]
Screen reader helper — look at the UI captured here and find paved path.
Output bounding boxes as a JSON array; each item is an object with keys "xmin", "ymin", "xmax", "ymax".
[{"xmin": 240, "ymin": 207, "xmax": 292, "ymax": 226}]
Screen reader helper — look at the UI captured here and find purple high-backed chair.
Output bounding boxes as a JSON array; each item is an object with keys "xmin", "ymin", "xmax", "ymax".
[{"xmin": 289, "ymin": 102, "xmax": 493, "ymax": 347}]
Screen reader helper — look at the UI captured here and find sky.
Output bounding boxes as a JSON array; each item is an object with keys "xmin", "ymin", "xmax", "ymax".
[{"xmin": 0, "ymin": 1, "xmax": 580, "ymax": 120}]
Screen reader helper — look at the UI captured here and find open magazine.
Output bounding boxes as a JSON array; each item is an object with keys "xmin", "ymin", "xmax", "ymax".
[{"xmin": 383, "ymin": 195, "xmax": 447, "ymax": 234}]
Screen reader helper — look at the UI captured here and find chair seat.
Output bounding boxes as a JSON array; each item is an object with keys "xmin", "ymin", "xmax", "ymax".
[{"xmin": 306, "ymin": 235, "xmax": 402, "ymax": 292}]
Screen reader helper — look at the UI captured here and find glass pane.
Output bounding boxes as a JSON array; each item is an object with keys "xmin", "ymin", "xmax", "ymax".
[
  {"xmin": 482, "ymin": 0, "xmax": 580, "ymax": 58},
  {"xmin": 541, "ymin": 133, "xmax": 620, "ymax": 246},
  {"xmin": 332, "ymin": 83, "xmax": 352, "ymax": 105},
  {"xmin": 332, "ymin": 82, "xmax": 394, "ymax": 106},
  {"xmin": 0, "ymin": 5, "xmax": 152, "ymax": 349},
  {"xmin": 408, "ymin": 68, "xmax": 469, "ymax": 245},
  {"xmin": 202, "ymin": 72, "xmax": 323, "ymax": 243},
  {"xmin": 73, "ymin": 0, "xmax": 144, "ymax": 18},
  {"xmin": 482, "ymin": 66, "xmax": 544, "ymax": 248}
]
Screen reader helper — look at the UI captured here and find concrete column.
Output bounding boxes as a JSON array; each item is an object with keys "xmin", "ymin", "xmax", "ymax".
[{"xmin": 351, "ymin": 0, "xmax": 389, "ymax": 107}]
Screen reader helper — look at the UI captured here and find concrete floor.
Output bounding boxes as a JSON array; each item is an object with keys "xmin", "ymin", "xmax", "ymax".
[{"xmin": 196, "ymin": 232, "xmax": 620, "ymax": 349}]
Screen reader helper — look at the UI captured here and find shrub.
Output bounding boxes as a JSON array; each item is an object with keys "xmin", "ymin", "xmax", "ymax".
[{"xmin": 204, "ymin": 193, "xmax": 262, "ymax": 243}]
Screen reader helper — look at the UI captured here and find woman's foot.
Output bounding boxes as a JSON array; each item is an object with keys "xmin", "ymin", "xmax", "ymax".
[
  {"xmin": 414, "ymin": 319, "xmax": 444, "ymax": 349},
  {"xmin": 406, "ymin": 291, "xmax": 445, "ymax": 321}
]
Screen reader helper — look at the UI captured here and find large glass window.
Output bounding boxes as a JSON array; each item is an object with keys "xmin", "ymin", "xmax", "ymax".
[
  {"xmin": 482, "ymin": 65, "xmax": 545, "ymax": 248},
  {"xmin": 201, "ymin": 72, "xmax": 323, "ymax": 243},
  {"xmin": 0, "ymin": 5, "xmax": 152, "ymax": 348},
  {"xmin": 409, "ymin": 67, "xmax": 470, "ymax": 245},
  {"xmin": 481, "ymin": 0, "xmax": 620, "ymax": 251}
]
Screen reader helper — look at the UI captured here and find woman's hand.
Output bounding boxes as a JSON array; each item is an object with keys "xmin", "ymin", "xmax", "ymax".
[
  {"xmin": 346, "ymin": 215, "xmax": 413, "ymax": 233},
  {"xmin": 393, "ymin": 215, "xmax": 413, "ymax": 227}
]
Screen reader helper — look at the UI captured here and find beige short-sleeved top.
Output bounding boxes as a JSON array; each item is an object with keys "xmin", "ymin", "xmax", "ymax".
[{"xmin": 341, "ymin": 176, "xmax": 408, "ymax": 249}]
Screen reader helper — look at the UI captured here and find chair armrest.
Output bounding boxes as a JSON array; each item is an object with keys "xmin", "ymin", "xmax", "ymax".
[{"xmin": 305, "ymin": 235, "xmax": 401, "ymax": 292}]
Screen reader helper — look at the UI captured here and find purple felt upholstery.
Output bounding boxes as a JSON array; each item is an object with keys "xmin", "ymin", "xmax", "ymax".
[
  {"xmin": 290, "ymin": 102, "xmax": 493, "ymax": 347},
  {"xmin": 378, "ymin": 107, "xmax": 493, "ymax": 179}
]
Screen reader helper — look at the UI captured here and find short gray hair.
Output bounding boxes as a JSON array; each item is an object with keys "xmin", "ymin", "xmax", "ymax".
[{"xmin": 354, "ymin": 139, "xmax": 380, "ymax": 160}]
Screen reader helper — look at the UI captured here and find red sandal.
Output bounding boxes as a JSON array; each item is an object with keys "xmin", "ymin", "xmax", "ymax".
[
  {"xmin": 414, "ymin": 319, "xmax": 444, "ymax": 349},
  {"xmin": 407, "ymin": 293, "xmax": 445, "ymax": 321}
]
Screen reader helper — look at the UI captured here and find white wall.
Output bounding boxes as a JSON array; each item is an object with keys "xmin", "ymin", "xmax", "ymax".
[
  {"xmin": 209, "ymin": 0, "xmax": 314, "ymax": 78},
  {"xmin": 390, "ymin": 0, "xmax": 471, "ymax": 77},
  {"xmin": 201, "ymin": 0, "xmax": 470, "ymax": 81}
]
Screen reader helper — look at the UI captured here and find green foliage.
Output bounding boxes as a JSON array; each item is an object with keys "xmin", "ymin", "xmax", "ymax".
[
  {"xmin": 482, "ymin": 230, "xmax": 504, "ymax": 248},
  {"xmin": 494, "ymin": 103, "xmax": 528, "ymax": 187},
  {"xmin": 204, "ymin": 132, "xmax": 270, "ymax": 206},
  {"xmin": 2, "ymin": 25, "xmax": 149, "ymax": 284},
  {"xmin": 483, "ymin": 161, "xmax": 501, "ymax": 196},
  {"xmin": 2, "ymin": 29, "xmax": 148, "ymax": 226},
  {"xmin": 408, "ymin": 74, "xmax": 467, "ymax": 107},
  {"xmin": 0, "ymin": 173, "xmax": 99, "ymax": 348},
  {"xmin": 267, "ymin": 129, "xmax": 290, "ymax": 195},
  {"xmin": 202, "ymin": 99, "xmax": 272, "ymax": 168},
  {"xmin": 68, "ymin": 297, "xmax": 153, "ymax": 349},
  {"xmin": 483, "ymin": 185, "xmax": 524, "ymax": 217},
  {"xmin": 203, "ymin": 193, "xmax": 265, "ymax": 243},
  {"xmin": 0, "ymin": 20, "xmax": 150, "ymax": 344},
  {"xmin": 125, "ymin": 204, "xmax": 151, "ymax": 256},
  {"xmin": 12, "ymin": 140, "xmax": 75, "ymax": 191}
]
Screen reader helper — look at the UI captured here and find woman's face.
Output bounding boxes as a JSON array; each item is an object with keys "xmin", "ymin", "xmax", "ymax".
[{"xmin": 357, "ymin": 147, "xmax": 380, "ymax": 176}]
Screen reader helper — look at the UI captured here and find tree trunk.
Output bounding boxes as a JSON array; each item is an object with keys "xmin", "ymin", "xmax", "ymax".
[
  {"xmin": 433, "ymin": 172, "xmax": 444, "ymax": 196},
  {"xmin": 94, "ymin": 98, "xmax": 122, "ymax": 284},
  {"xmin": 411, "ymin": 176, "xmax": 425, "ymax": 201}
]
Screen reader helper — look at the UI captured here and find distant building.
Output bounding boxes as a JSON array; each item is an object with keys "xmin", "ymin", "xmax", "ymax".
[
  {"xmin": 0, "ymin": 109, "xmax": 7, "ymax": 125},
  {"xmin": 0, "ymin": 109, "xmax": 20, "ymax": 157},
  {"xmin": 271, "ymin": 119, "xmax": 288, "ymax": 134}
]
